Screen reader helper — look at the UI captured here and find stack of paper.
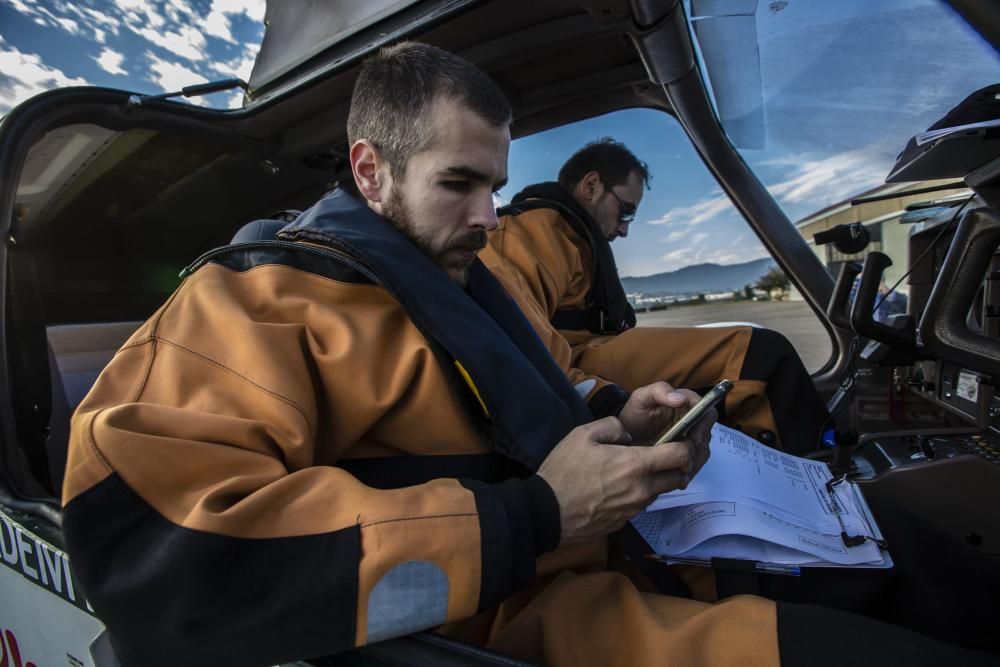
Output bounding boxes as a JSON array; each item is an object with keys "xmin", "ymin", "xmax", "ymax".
[{"xmin": 632, "ymin": 424, "xmax": 891, "ymax": 569}]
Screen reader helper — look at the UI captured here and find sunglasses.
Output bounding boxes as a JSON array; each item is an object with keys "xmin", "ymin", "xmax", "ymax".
[{"xmin": 608, "ymin": 189, "xmax": 638, "ymax": 225}]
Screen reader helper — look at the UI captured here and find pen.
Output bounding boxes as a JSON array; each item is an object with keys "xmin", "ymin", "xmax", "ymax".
[{"xmin": 644, "ymin": 554, "xmax": 802, "ymax": 576}]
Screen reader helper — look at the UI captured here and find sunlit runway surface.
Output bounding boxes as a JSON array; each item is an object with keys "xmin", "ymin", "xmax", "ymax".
[{"xmin": 636, "ymin": 300, "xmax": 833, "ymax": 374}]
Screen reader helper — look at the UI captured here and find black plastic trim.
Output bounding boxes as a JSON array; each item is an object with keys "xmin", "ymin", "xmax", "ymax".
[
  {"xmin": 351, "ymin": 631, "xmax": 537, "ymax": 666},
  {"xmin": 629, "ymin": 0, "xmax": 694, "ymax": 85},
  {"xmin": 828, "ymin": 262, "xmax": 862, "ymax": 332},
  {"xmin": 944, "ymin": 0, "xmax": 1000, "ymax": 53},
  {"xmin": 919, "ymin": 208, "xmax": 1000, "ymax": 377}
]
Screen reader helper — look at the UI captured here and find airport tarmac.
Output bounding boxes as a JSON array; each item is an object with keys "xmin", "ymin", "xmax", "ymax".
[{"xmin": 636, "ymin": 300, "xmax": 833, "ymax": 373}]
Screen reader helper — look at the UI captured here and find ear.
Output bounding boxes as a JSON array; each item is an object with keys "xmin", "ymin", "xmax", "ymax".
[
  {"xmin": 350, "ymin": 140, "xmax": 391, "ymax": 210},
  {"xmin": 574, "ymin": 171, "xmax": 604, "ymax": 205}
]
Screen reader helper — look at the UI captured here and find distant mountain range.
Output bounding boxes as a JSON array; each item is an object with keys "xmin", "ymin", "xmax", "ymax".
[{"xmin": 621, "ymin": 257, "xmax": 776, "ymax": 295}]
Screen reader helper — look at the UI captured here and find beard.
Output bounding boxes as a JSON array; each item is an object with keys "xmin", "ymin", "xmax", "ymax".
[{"xmin": 382, "ymin": 185, "xmax": 487, "ymax": 287}]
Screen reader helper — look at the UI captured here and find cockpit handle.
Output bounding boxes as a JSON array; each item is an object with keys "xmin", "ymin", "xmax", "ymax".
[
  {"xmin": 827, "ymin": 261, "xmax": 862, "ymax": 330},
  {"xmin": 919, "ymin": 208, "xmax": 1000, "ymax": 377},
  {"xmin": 851, "ymin": 251, "xmax": 916, "ymax": 351}
]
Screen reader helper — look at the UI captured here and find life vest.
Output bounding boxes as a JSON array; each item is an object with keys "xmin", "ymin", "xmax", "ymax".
[
  {"xmin": 184, "ymin": 189, "xmax": 592, "ymax": 471},
  {"xmin": 499, "ymin": 182, "xmax": 636, "ymax": 335}
]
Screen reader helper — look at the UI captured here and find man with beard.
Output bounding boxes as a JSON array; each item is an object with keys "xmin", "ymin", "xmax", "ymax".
[
  {"xmin": 481, "ymin": 138, "xmax": 830, "ymax": 454},
  {"xmin": 60, "ymin": 43, "xmax": 1000, "ymax": 667}
]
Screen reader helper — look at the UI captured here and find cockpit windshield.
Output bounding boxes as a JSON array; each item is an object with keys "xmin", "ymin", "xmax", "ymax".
[{"xmin": 686, "ymin": 0, "xmax": 999, "ymax": 223}]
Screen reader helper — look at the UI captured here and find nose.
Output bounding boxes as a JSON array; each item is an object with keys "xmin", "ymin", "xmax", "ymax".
[
  {"xmin": 469, "ymin": 192, "xmax": 500, "ymax": 232},
  {"xmin": 617, "ymin": 221, "xmax": 630, "ymax": 238}
]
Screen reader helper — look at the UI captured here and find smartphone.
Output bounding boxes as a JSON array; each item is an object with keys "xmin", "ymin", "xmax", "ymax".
[{"xmin": 653, "ymin": 379, "xmax": 733, "ymax": 446}]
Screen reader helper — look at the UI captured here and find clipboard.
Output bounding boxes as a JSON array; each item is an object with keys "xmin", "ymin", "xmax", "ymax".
[{"xmin": 643, "ymin": 476, "xmax": 893, "ymax": 574}]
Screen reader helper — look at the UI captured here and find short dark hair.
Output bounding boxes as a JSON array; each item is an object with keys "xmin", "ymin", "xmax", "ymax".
[
  {"xmin": 557, "ymin": 137, "xmax": 651, "ymax": 190},
  {"xmin": 347, "ymin": 42, "xmax": 512, "ymax": 177}
]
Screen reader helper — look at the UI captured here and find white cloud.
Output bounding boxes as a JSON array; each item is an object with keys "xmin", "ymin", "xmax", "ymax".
[
  {"xmin": 763, "ymin": 149, "xmax": 886, "ymax": 208},
  {"xmin": 116, "ymin": 0, "xmax": 167, "ymax": 30},
  {"xmin": 646, "ymin": 193, "xmax": 735, "ymax": 227},
  {"xmin": 660, "ymin": 248, "xmax": 694, "ymax": 265},
  {"xmin": 645, "ymin": 148, "xmax": 887, "ymax": 235},
  {"xmin": 651, "ymin": 222, "xmax": 767, "ymax": 271},
  {"xmin": 235, "ymin": 0, "xmax": 266, "ymax": 23},
  {"xmin": 5, "ymin": 0, "xmax": 35, "ymax": 12},
  {"xmin": 0, "ymin": 41, "xmax": 90, "ymax": 113},
  {"xmin": 634, "ymin": 149, "xmax": 888, "ymax": 273},
  {"xmin": 95, "ymin": 48, "xmax": 127, "ymax": 76},
  {"xmin": 77, "ymin": 6, "xmax": 122, "ymax": 33},
  {"xmin": 619, "ymin": 225, "xmax": 769, "ymax": 276},
  {"xmin": 8, "ymin": 0, "xmax": 123, "ymax": 45},
  {"xmin": 659, "ymin": 244, "xmax": 767, "ymax": 271},
  {"xmin": 7, "ymin": 0, "xmax": 73, "ymax": 34},
  {"xmin": 226, "ymin": 89, "xmax": 245, "ymax": 110},
  {"xmin": 200, "ymin": 9, "xmax": 235, "ymax": 43},
  {"xmin": 199, "ymin": 0, "xmax": 267, "ymax": 44},
  {"xmin": 211, "ymin": 43, "xmax": 258, "ymax": 81},
  {"xmin": 132, "ymin": 24, "xmax": 207, "ymax": 62},
  {"xmin": 54, "ymin": 16, "xmax": 81, "ymax": 35},
  {"xmin": 2, "ymin": 0, "xmax": 265, "ymax": 111},
  {"xmin": 164, "ymin": 0, "xmax": 196, "ymax": 24},
  {"xmin": 145, "ymin": 51, "xmax": 208, "ymax": 93}
]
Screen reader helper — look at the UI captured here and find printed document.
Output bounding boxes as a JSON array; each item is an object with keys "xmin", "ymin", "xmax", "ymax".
[{"xmin": 632, "ymin": 424, "xmax": 889, "ymax": 568}]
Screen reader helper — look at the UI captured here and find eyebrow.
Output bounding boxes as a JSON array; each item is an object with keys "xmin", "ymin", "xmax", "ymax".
[{"xmin": 443, "ymin": 166, "xmax": 508, "ymax": 191}]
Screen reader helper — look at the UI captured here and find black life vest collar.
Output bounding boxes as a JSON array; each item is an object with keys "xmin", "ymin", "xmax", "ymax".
[{"xmin": 277, "ymin": 189, "xmax": 592, "ymax": 470}]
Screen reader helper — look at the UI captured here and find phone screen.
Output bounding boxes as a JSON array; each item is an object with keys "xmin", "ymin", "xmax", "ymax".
[{"xmin": 653, "ymin": 379, "xmax": 732, "ymax": 446}]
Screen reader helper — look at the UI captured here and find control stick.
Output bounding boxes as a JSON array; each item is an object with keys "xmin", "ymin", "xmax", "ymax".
[
  {"xmin": 826, "ymin": 261, "xmax": 862, "ymax": 331},
  {"xmin": 850, "ymin": 252, "xmax": 917, "ymax": 352}
]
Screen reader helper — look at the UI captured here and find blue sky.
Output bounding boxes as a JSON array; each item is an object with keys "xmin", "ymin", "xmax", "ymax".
[
  {"xmin": 2, "ymin": 0, "xmax": 997, "ymax": 278},
  {"xmin": 502, "ymin": 0, "xmax": 998, "ymax": 276},
  {"xmin": 0, "ymin": 0, "xmax": 264, "ymax": 111},
  {"xmin": 500, "ymin": 109, "xmax": 749, "ymax": 277}
]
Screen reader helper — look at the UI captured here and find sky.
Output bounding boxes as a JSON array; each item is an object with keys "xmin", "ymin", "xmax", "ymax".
[
  {"xmin": 501, "ymin": 0, "xmax": 998, "ymax": 277},
  {"xmin": 1, "ymin": 0, "xmax": 997, "ymax": 278},
  {"xmin": 0, "ymin": 0, "xmax": 264, "ymax": 112}
]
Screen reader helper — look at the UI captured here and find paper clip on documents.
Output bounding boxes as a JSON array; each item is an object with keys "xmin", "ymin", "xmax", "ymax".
[{"xmin": 826, "ymin": 475, "xmax": 889, "ymax": 550}]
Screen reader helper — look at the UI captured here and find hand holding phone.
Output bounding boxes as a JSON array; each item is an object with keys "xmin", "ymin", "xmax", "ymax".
[{"xmin": 653, "ymin": 379, "xmax": 732, "ymax": 447}]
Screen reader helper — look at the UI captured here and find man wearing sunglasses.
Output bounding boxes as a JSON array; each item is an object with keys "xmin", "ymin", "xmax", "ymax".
[{"xmin": 483, "ymin": 138, "xmax": 829, "ymax": 453}]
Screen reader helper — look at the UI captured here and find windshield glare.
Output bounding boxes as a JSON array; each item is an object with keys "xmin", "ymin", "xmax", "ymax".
[{"xmin": 688, "ymin": 0, "xmax": 999, "ymax": 224}]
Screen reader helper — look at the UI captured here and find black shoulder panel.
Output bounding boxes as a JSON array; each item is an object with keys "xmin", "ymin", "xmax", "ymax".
[
  {"xmin": 338, "ymin": 452, "xmax": 527, "ymax": 489},
  {"xmin": 182, "ymin": 240, "xmax": 377, "ymax": 286},
  {"xmin": 63, "ymin": 473, "xmax": 360, "ymax": 667}
]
